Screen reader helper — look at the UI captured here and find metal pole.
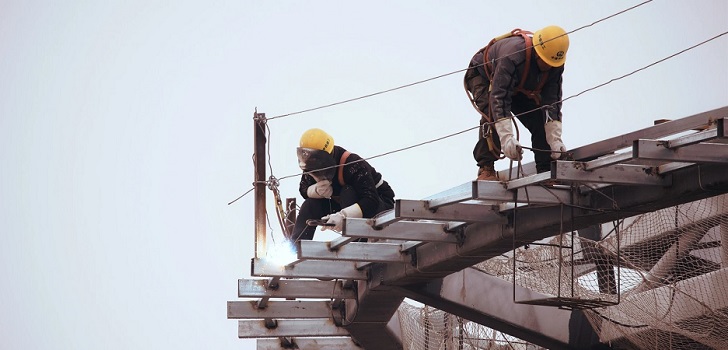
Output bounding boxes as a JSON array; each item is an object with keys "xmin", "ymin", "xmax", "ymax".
[{"xmin": 254, "ymin": 111, "xmax": 267, "ymax": 259}]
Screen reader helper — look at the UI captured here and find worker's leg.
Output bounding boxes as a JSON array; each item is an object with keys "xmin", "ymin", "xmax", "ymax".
[
  {"xmin": 512, "ymin": 97, "xmax": 551, "ymax": 173},
  {"xmin": 290, "ymin": 198, "xmax": 339, "ymax": 243},
  {"xmin": 465, "ymin": 72, "xmax": 499, "ymax": 179}
]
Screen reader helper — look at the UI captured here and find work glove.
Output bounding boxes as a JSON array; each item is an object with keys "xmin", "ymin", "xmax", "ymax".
[
  {"xmin": 545, "ymin": 120, "xmax": 567, "ymax": 160},
  {"xmin": 306, "ymin": 180, "xmax": 333, "ymax": 199},
  {"xmin": 321, "ymin": 203, "xmax": 363, "ymax": 233},
  {"xmin": 494, "ymin": 118, "xmax": 523, "ymax": 161}
]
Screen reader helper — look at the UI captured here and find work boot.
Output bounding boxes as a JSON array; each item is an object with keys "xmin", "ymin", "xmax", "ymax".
[{"xmin": 477, "ymin": 165, "xmax": 498, "ymax": 181}]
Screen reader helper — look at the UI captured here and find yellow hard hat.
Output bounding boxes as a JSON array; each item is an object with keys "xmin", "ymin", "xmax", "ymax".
[
  {"xmin": 533, "ymin": 25, "xmax": 569, "ymax": 67},
  {"xmin": 299, "ymin": 128, "xmax": 334, "ymax": 154}
]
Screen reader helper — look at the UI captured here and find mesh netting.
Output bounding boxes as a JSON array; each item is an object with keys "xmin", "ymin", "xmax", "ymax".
[
  {"xmin": 398, "ymin": 302, "xmax": 543, "ymax": 350},
  {"xmin": 396, "ymin": 194, "xmax": 728, "ymax": 349}
]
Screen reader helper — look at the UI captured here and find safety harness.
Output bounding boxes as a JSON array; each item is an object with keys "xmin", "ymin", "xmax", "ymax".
[
  {"xmin": 481, "ymin": 28, "xmax": 549, "ymax": 105},
  {"xmin": 464, "ymin": 28, "xmax": 550, "ymax": 158},
  {"xmin": 337, "ymin": 151, "xmax": 351, "ymax": 186},
  {"xmin": 337, "ymin": 150, "xmax": 384, "ymax": 189}
]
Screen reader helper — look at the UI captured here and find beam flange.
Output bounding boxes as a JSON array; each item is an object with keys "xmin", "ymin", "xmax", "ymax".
[
  {"xmin": 238, "ymin": 319, "xmax": 349, "ymax": 338},
  {"xmin": 395, "ymin": 199, "xmax": 506, "ymax": 223},
  {"xmin": 584, "ymin": 152, "xmax": 633, "ymax": 170},
  {"xmin": 228, "ymin": 300, "xmax": 332, "ymax": 319},
  {"xmin": 553, "ymin": 160, "xmax": 671, "ymax": 186},
  {"xmin": 343, "ymin": 218, "xmax": 459, "ymax": 243},
  {"xmin": 256, "ymin": 337, "xmax": 361, "ymax": 350},
  {"xmin": 635, "ymin": 139, "xmax": 728, "ymax": 164},
  {"xmin": 238, "ymin": 279, "xmax": 356, "ymax": 299},
  {"xmin": 252, "ymin": 258, "xmax": 368, "ymax": 280},
  {"xmin": 299, "ymin": 240, "xmax": 409, "ymax": 263},
  {"xmin": 505, "ymin": 172, "xmax": 552, "ymax": 189},
  {"xmin": 478, "ymin": 180, "xmax": 573, "ymax": 204}
]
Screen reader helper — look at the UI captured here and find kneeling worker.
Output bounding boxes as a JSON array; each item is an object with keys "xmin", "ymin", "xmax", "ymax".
[{"xmin": 289, "ymin": 128, "xmax": 395, "ymax": 244}]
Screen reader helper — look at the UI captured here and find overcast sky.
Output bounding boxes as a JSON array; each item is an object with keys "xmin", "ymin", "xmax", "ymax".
[{"xmin": 1, "ymin": 1, "xmax": 726, "ymax": 349}]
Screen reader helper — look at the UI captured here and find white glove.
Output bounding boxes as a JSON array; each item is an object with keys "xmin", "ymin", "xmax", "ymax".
[
  {"xmin": 321, "ymin": 203, "xmax": 362, "ymax": 233},
  {"xmin": 494, "ymin": 118, "xmax": 522, "ymax": 161},
  {"xmin": 306, "ymin": 180, "xmax": 332, "ymax": 199},
  {"xmin": 545, "ymin": 120, "xmax": 567, "ymax": 160}
]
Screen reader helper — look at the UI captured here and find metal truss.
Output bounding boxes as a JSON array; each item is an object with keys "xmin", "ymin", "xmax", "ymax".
[{"xmin": 230, "ymin": 108, "xmax": 728, "ymax": 350}]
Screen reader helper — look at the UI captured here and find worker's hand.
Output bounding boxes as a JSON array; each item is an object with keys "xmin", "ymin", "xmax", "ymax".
[
  {"xmin": 494, "ymin": 119, "xmax": 523, "ymax": 161},
  {"xmin": 320, "ymin": 212, "xmax": 345, "ymax": 232},
  {"xmin": 545, "ymin": 121, "xmax": 567, "ymax": 160},
  {"xmin": 549, "ymin": 141, "xmax": 567, "ymax": 160},
  {"xmin": 501, "ymin": 136, "xmax": 523, "ymax": 161},
  {"xmin": 320, "ymin": 204, "xmax": 362, "ymax": 233},
  {"xmin": 306, "ymin": 180, "xmax": 332, "ymax": 199}
]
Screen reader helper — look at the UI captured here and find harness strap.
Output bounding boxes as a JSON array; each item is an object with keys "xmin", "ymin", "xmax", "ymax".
[
  {"xmin": 337, "ymin": 151, "xmax": 351, "ymax": 186},
  {"xmin": 482, "ymin": 29, "xmax": 549, "ymax": 105}
]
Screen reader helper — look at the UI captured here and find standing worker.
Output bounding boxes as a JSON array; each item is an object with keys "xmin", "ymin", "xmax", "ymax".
[
  {"xmin": 289, "ymin": 128, "xmax": 395, "ymax": 245},
  {"xmin": 464, "ymin": 25, "xmax": 570, "ymax": 181}
]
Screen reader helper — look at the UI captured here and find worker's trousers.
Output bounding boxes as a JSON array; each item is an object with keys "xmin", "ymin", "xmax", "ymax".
[{"xmin": 465, "ymin": 72, "xmax": 552, "ymax": 173}]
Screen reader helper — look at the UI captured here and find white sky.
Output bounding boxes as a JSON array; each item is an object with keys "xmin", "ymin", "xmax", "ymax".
[{"xmin": 1, "ymin": 1, "xmax": 726, "ymax": 349}]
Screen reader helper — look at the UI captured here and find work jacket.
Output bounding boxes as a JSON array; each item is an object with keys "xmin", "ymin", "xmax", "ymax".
[
  {"xmin": 299, "ymin": 145, "xmax": 395, "ymax": 217},
  {"xmin": 471, "ymin": 35, "xmax": 564, "ymax": 121}
]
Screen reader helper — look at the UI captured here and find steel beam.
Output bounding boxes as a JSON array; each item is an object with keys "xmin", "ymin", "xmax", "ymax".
[
  {"xmin": 505, "ymin": 171, "xmax": 552, "ymax": 189},
  {"xmin": 328, "ymin": 236, "xmax": 357, "ymax": 250},
  {"xmin": 583, "ymin": 152, "xmax": 633, "ymax": 170},
  {"xmin": 571, "ymin": 106, "xmax": 728, "ymax": 160},
  {"xmin": 668, "ymin": 127, "xmax": 721, "ymax": 148},
  {"xmin": 343, "ymin": 219, "xmax": 458, "ymax": 243},
  {"xmin": 424, "ymin": 181, "xmax": 477, "ymax": 208},
  {"xmin": 635, "ymin": 139, "xmax": 728, "ymax": 164},
  {"xmin": 367, "ymin": 162, "xmax": 728, "ymax": 287},
  {"xmin": 475, "ymin": 180, "xmax": 574, "ymax": 204},
  {"xmin": 399, "ymin": 267, "xmax": 601, "ymax": 350},
  {"xmin": 256, "ymin": 337, "xmax": 361, "ymax": 350},
  {"xmin": 238, "ymin": 319, "xmax": 349, "ymax": 338},
  {"xmin": 395, "ymin": 199, "xmax": 506, "ymax": 223},
  {"xmin": 366, "ymin": 209, "xmax": 399, "ymax": 228},
  {"xmin": 252, "ymin": 258, "xmax": 368, "ymax": 280},
  {"xmin": 298, "ymin": 240, "xmax": 409, "ymax": 263},
  {"xmin": 228, "ymin": 300, "xmax": 333, "ymax": 319},
  {"xmin": 238, "ymin": 279, "xmax": 356, "ymax": 299},
  {"xmin": 552, "ymin": 160, "xmax": 671, "ymax": 186}
]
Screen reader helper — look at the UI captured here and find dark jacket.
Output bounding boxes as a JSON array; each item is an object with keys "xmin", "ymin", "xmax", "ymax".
[
  {"xmin": 298, "ymin": 145, "xmax": 394, "ymax": 217},
  {"xmin": 471, "ymin": 35, "xmax": 564, "ymax": 121}
]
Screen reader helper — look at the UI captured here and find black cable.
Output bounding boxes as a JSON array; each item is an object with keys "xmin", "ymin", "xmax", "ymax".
[{"xmin": 266, "ymin": 1, "xmax": 655, "ymax": 121}]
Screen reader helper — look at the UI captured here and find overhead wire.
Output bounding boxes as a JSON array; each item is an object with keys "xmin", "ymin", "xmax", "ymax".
[
  {"xmin": 269, "ymin": 30, "xmax": 728, "ymax": 184},
  {"xmin": 265, "ymin": 0, "xmax": 654, "ymax": 121},
  {"xmin": 228, "ymin": 4, "xmax": 728, "ymax": 203}
]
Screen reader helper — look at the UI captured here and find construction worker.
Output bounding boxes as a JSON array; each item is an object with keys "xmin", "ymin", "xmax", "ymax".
[
  {"xmin": 464, "ymin": 25, "xmax": 570, "ymax": 181},
  {"xmin": 289, "ymin": 128, "xmax": 395, "ymax": 244}
]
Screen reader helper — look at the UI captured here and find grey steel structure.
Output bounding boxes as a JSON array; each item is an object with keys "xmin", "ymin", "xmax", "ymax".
[{"xmin": 229, "ymin": 107, "xmax": 728, "ymax": 349}]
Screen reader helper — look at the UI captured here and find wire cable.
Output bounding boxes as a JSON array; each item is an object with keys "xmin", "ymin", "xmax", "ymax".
[
  {"xmin": 266, "ymin": 0, "xmax": 654, "ymax": 121},
  {"xmin": 229, "ymin": 29, "xmax": 728, "ymax": 204},
  {"xmin": 259, "ymin": 31, "xmax": 728, "ymax": 187}
]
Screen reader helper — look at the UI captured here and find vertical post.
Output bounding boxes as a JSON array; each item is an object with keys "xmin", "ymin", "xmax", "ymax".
[{"xmin": 254, "ymin": 111, "xmax": 267, "ymax": 259}]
